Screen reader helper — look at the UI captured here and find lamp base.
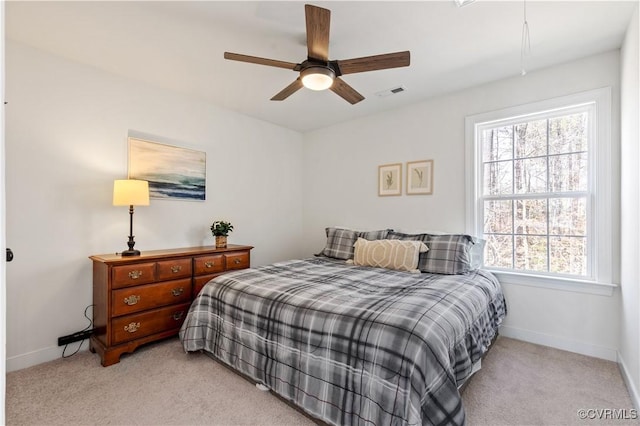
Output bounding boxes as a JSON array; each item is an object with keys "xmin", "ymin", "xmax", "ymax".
[{"xmin": 122, "ymin": 228, "xmax": 140, "ymax": 257}]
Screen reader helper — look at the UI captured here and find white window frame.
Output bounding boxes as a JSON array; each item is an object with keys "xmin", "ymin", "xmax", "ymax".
[{"xmin": 465, "ymin": 87, "xmax": 615, "ymax": 296}]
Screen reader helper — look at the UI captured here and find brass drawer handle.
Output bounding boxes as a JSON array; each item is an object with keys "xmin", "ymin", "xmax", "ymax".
[
  {"xmin": 170, "ymin": 265, "xmax": 182, "ymax": 273},
  {"xmin": 173, "ymin": 311, "xmax": 184, "ymax": 321},
  {"xmin": 128, "ymin": 270, "xmax": 143, "ymax": 280},
  {"xmin": 124, "ymin": 295, "xmax": 141, "ymax": 306},
  {"xmin": 234, "ymin": 259, "xmax": 241, "ymax": 265},
  {"xmin": 205, "ymin": 261, "xmax": 215, "ymax": 268},
  {"xmin": 124, "ymin": 322, "xmax": 141, "ymax": 333},
  {"xmin": 171, "ymin": 287, "xmax": 184, "ymax": 297}
]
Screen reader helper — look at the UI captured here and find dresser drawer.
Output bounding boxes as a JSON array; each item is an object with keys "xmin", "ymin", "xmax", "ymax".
[
  {"xmin": 193, "ymin": 273, "xmax": 224, "ymax": 297},
  {"xmin": 111, "ymin": 278, "xmax": 192, "ymax": 317},
  {"xmin": 157, "ymin": 258, "xmax": 192, "ymax": 281},
  {"xmin": 112, "ymin": 262, "xmax": 156, "ymax": 288},
  {"xmin": 194, "ymin": 254, "xmax": 225, "ymax": 275},
  {"xmin": 111, "ymin": 303, "xmax": 191, "ymax": 345},
  {"xmin": 225, "ymin": 251, "xmax": 250, "ymax": 270}
]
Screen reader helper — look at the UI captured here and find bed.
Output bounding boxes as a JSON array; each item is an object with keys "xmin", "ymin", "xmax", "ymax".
[{"xmin": 180, "ymin": 230, "xmax": 506, "ymax": 425}]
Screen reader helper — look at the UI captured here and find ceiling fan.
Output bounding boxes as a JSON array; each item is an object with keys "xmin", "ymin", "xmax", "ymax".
[{"xmin": 223, "ymin": 4, "xmax": 410, "ymax": 105}]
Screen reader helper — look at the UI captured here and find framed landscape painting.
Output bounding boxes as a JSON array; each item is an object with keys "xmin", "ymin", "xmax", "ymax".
[
  {"xmin": 406, "ymin": 160, "xmax": 433, "ymax": 195},
  {"xmin": 378, "ymin": 163, "xmax": 402, "ymax": 196},
  {"xmin": 128, "ymin": 137, "xmax": 206, "ymax": 201}
]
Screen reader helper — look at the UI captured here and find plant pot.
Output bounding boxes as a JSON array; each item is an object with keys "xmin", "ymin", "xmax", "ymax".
[{"xmin": 215, "ymin": 235, "xmax": 227, "ymax": 248}]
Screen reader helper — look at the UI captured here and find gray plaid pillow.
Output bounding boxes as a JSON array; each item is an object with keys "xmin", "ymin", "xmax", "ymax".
[
  {"xmin": 388, "ymin": 231, "xmax": 480, "ymax": 274},
  {"xmin": 423, "ymin": 234, "xmax": 478, "ymax": 274},
  {"xmin": 357, "ymin": 229, "xmax": 393, "ymax": 241},
  {"xmin": 387, "ymin": 231, "xmax": 427, "ymax": 242},
  {"xmin": 321, "ymin": 228, "xmax": 359, "ymax": 260},
  {"xmin": 318, "ymin": 228, "xmax": 393, "ymax": 260}
]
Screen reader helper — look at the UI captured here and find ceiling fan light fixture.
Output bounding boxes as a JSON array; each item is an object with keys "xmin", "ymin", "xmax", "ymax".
[{"xmin": 300, "ymin": 66, "xmax": 335, "ymax": 91}]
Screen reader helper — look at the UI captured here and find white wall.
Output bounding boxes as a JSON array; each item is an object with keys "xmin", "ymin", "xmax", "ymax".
[
  {"xmin": 619, "ymin": 4, "xmax": 640, "ymax": 408},
  {"xmin": 4, "ymin": 40, "xmax": 304, "ymax": 371},
  {"xmin": 302, "ymin": 51, "xmax": 622, "ymax": 360}
]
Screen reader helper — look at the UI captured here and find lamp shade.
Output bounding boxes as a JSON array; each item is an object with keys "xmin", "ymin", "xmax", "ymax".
[{"xmin": 113, "ymin": 179, "xmax": 150, "ymax": 206}]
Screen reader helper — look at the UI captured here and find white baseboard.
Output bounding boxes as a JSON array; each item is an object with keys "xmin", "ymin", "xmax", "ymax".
[
  {"xmin": 618, "ymin": 352, "xmax": 640, "ymax": 410},
  {"xmin": 6, "ymin": 340, "xmax": 89, "ymax": 372},
  {"xmin": 499, "ymin": 325, "xmax": 617, "ymax": 361}
]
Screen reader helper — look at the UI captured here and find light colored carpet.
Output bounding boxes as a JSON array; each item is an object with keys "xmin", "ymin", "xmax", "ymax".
[
  {"xmin": 462, "ymin": 337, "xmax": 638, "ymax": 425},
  {"xmin": 6, "ymin": 336, "xmax": 637, "ymax": 425},
  {"xmin": 7, "ymin": 339, "xmax": 313, "ymax": 426}
]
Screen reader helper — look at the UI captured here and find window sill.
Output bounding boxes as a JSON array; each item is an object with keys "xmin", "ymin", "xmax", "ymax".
[{"xmin": 488, "ymin": 270, "xmax": 617, "ymax": 296}]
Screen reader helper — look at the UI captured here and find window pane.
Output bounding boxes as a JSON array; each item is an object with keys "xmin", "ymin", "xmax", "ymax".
[
  {"xmin": 549, "ymin": 153, "xmax": 588, "ymax": 192},
  {"xmin": 482, "ymin": 126, "xmax": 513, "ymax": 162},
  {"xmin": 549, "ymin": 113, "xmax": 588, "ymax": 154},
  {"xmin": 549, "ymin": 197, "xmax": 587, "ymax": 236},
  {"xmin": 514, "ymin": 157, "xmax": 547, "ymax": 194},
  {"xmin": 550, "ymin": 236, "xmax": 587, "ymax": 275},
  {"xmin": 485, "ymin": 235, "xmax": 513, "ymax": 268},
  {"xmin": 515, "ymin": 199, "xmax": 547, "ymax": 235},
  {"xmin": 515, "ymin": 236, "xmax": 547, "ymax": 272},
  {"xmin": 475, "ymin": 102, "xmax": 594, "ymax": 279},
  {"xmin": 515, "ymin": 119, "xmax": 547, "ymax": 158},
  {"xmin": 484, "ymin": 200, "xmax": 513, "ymax": 234},
  {"xmin": 483, "ymin": 161, "xmax": 512, "ymax": 195}
]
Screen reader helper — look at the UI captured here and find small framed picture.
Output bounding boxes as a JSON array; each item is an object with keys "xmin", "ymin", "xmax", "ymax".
[
  {"xmin": 406, "ymin": 160, "xmax": 433, "ymax": 195},
  {"xmin": 378, "ymin": 163, "xmax": 402, "ymax": 196}
]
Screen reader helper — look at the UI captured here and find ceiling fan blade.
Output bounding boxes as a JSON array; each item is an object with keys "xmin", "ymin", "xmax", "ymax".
[
  {"xmin": 224, "ymin": 52, "xmax": 298, "ymax": 70},
  {"xmin": 337, "ymin": 51, "xmax": 410, "ymax": 75},
  {"xmin": 305, "ymin": 4, "xmax": 331, "ymax": 61},
  {"xmin": 330, "ymin": 78, "xmax": 364, "ymax": 105},
  {"xmin": 271, "ymin": 78, "xmax": 304, "ymax": 101}
]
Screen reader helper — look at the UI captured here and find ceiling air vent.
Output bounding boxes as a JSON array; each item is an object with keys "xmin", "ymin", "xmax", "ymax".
[{"xmin": 375, "ymin": 86, "xmax": 407, "ymax": 98}]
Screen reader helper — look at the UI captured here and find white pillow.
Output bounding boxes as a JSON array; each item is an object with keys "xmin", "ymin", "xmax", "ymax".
[{"xmin": 352, "ymin": 238, "xmax": 428, "ymax": 273}]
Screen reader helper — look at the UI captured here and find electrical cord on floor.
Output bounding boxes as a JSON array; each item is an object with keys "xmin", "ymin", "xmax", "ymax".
[{"xmin": 62, "ymin": 304, "xmax": 95, "ymax": 359}]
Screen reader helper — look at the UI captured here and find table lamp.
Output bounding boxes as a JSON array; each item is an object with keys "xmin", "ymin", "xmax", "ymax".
[{"xmin": 113, "ymin": 179, "xmax": 150, "ymax": 256}]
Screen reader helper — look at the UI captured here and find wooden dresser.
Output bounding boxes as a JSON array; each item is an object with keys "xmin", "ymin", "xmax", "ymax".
[{"xmin": 89, "ymin": 244, "xmax": 253, "ymax": 366}]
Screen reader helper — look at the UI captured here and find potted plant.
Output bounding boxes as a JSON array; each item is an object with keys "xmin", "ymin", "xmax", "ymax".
[{"xmin": 210, "ymin": 220, "xmax": 234, "ymax": 248}]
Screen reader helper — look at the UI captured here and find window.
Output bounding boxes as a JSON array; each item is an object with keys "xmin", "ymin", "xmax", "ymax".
[{"xmin": 465, "ymin": 88, "xmax": 614, "ymax": 293}]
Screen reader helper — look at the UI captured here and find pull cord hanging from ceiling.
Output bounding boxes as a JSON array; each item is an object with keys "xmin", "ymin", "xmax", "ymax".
[{"xmin": 521, "ymin": 0, "xmax": 531, "ymax": 75}]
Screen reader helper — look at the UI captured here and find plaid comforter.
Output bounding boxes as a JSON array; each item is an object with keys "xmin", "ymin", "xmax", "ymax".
[{"xmin": 180, "ymin": 257, "xmax": 506, "ymax": 425}]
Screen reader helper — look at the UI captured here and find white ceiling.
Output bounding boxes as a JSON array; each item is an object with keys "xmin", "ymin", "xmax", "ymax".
[{"xmin": 6, "ymin": 1, "xmax": 638, "ymax": 132}]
